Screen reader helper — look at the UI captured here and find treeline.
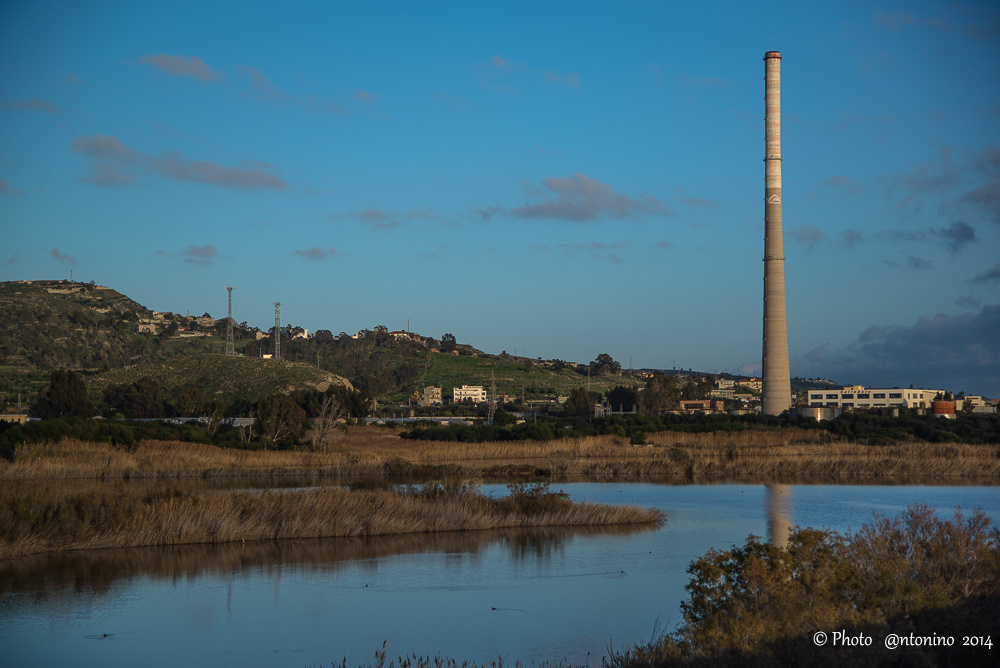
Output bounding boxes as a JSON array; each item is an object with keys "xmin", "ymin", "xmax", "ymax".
[
  {"xmin": 31, "ymin": 370, "xmax": 371, "ymax": 423},
  {"xmin": 401, "ymin": 413, "xmax": 801, "ymax": 445},
  {"xmin": 401, "ymin": 411, "xmax": 1000, "ymax": 446},
  {"xmin": 610, "ymin": 504, "xmax": 999, "ymax": 667},
  {"xmin": 2, "ymin": 370, "xmax": 374, "ymax": 459}
]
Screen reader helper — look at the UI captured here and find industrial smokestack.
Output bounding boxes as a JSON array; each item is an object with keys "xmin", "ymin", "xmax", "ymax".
[{"xmin": 762, "ymin": 51, "xmax": 791, "ymax": 416}]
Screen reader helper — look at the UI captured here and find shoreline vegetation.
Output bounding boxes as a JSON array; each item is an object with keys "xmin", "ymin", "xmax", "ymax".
[
  {"xmin": 1, "ymin": 427, "xmax": 998, "ymax": 482},
  {"xmin": 0, "ymin": 481, "xmax": 663, "ymax": 560}
]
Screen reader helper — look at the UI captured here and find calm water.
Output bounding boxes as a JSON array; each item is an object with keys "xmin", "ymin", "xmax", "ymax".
[{"xmin": 2, "ymin": 483, "xmax": 998, "ymax": 667}]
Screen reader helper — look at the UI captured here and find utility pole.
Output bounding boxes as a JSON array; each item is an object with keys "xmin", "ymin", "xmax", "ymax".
[
  {"xmin": 273, "ymin": 302, "xmax": 281, "ymax": 360},
  {"xmin": 225, "ymin": 286, "xmax": 235, "ymax": 356},
  {"xmin": 487, "ymin": 371, "xmax": 497, "ymax": 425}
]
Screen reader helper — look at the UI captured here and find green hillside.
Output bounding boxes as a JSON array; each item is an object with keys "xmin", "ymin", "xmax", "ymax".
[
  {"xmin": 87, "ymin": 354, "xmax": 352, "ymax": 405},
  {"xmin": 418, "ymin": 353, "xmax": 645, "ymax": 398}
]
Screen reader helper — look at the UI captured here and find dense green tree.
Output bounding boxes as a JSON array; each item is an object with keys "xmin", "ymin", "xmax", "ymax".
[
  {"xmin": 564, "ymin": 387, "xmax": 594, "ymax": 417},
  {"xmin": 175, "ymin": 387, "xmax": 205, "ymax": 417},
  {"xmin": 607, "ymin": 385, "xmax": 639, "ymax": 412},
  {"xmin": 642, "ymin": 373, "xmax": 680, "ymax": 414},
  {"xmin": 440, "ymin": 333, "xmax": 457, "ymax": 353},
  {"xmin": 254, "ymin": 393, "xmax": 307, "ymax": 449},
  {"xmin": 103, "ymin": 376, "xmax": 166, "ymax": 419},
  {"xmin": 33, "ymin": 369, "xmax": 95, "ymax": 419},
  {"xmin": 493, "ymin": 408, "xmax": 517, "ymax": 426}
]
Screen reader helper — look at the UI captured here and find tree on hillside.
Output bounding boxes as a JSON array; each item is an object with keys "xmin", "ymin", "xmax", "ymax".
[
  {"xmin": 440, "ymin": 333, "xmax": 457, "ymax": 353},
  {"xmin": 33, "ymin": 369, "xmax": 95, "ymax": 419},
  {"xmin": 590, "ymin": 353, "xmax": 621, "ymax": 376},
  {"xmin": 681, "ymin": 374, "xmax": 714, "ymax": 401}
]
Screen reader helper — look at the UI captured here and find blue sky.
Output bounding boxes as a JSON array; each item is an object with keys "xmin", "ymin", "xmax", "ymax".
[{"xmin": 2, "ymin": 0, "xmax": 998, "ymax": 396}]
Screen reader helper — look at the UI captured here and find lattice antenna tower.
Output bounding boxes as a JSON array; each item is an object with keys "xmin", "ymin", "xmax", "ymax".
[
  {"xmin": 225, "ymin": 286, "xmax": 235, "ymax": 356},
  {"xmin": 273, "ymin": 302, "xmax": 281, "ymax": 360}
]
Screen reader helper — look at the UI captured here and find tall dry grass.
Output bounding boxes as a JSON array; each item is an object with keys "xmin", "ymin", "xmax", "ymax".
[
  {"xmin": 0, "ymin": 482, "xmax": 663, "ymax": 560},
  {"xmin": 1, "ymin": 426, "xmax": 997, "ymax": 482}
]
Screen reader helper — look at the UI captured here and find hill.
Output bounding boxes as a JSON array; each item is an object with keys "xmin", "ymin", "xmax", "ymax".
[
  {"xmin": 1, "ymin": 279, "xmax": 666, "ymax": 411},
  {"xmin": 87, "ymin": 354, "xmax": 352, "ymax": 405},
  {"xmin": 0, "ymin": 280, "xmax": 354, "ymax": 410}
]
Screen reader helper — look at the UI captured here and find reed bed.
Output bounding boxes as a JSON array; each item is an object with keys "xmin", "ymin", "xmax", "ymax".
[
  {"xmin": 1, "ymin": 427, "xmax": 998, "ymax": 482},
  {"xmin": 0, "ymin": 482, "xmax": 663, "ymax": 560}
]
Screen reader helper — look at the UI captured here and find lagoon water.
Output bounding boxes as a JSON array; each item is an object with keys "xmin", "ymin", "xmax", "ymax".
[{"xmin": 2, "ymin": 483, "xmax": 998, "ymax": 667}]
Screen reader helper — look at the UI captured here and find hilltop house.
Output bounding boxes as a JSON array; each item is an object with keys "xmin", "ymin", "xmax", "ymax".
[{"xmin": 453, "ymin": 385, "xmax": 487, "ymax": 403}]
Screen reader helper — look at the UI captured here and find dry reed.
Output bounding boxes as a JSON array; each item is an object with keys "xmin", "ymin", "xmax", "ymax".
[
  {"xmin": 0, "ymin": 482, "xmax": 663, "ymax": 560},
  {"xmin": 2, "ymin": 427, "xmax": 997, "ymax": 483}
]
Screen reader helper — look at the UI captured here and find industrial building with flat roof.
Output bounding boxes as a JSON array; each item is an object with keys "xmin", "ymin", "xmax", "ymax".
[{"xmin": 807, "ymin": 386, "xmax": 943, "ymax": 410}]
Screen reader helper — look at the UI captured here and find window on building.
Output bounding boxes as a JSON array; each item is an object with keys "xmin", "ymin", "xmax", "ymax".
[
  {"xmin": 842, "ymin": 394, "xmax": 854, "ymax": 399},
  {"xmin": 842, "ymin": 402, "xmax": 854, "ymax": 407},
  {"xmin": 873, "ymin": 393, "xmax": 885, "ymax": 399},
  {"xmin": 857, "ymin": 394, "xmax": 870, "ymax": 399},
  {"xmin": 826, "ymin": 394, "xmax": 838, "ymax": 399},
  {"xmin": 889, "ymin": 393, "xmax": 902, "ymax": 399}
]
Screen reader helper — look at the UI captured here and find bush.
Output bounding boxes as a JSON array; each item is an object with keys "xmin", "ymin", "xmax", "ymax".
[
  {"xmin": 610, "ymin": 504, "xmax": 1000, "ymax": 668},
  {"xmin": 500, "ymin": 482, "xmax": 570, "ymax": 515}
]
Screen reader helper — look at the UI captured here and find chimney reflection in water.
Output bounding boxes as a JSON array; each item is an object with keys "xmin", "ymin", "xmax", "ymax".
[{"xmin": 765, "ymin": 483, "xmax": 792, "ymax": 548}]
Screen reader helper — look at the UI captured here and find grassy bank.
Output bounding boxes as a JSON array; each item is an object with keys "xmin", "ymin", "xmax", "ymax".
[
  {"xmin": 1, "ymin": 428, "xmax": 998, "ymax": 482},
  {"xmin": 0, "ymin": 481, "xmax": 663, "ymax": 559}
]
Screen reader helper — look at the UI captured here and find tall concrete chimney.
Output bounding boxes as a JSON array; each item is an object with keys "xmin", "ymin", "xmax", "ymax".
[{"xmin": 762, "ymin": 51, "xmax": 791, "ymax": 416}]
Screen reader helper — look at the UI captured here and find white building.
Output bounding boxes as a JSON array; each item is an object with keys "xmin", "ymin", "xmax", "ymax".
[
  {"xmin": 453, "ymin": 385, "xmax": 487, "ymax": 403},
  {"xmin": 806, "ymin": 385, "xmax": 943, "ymax": 410}
]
